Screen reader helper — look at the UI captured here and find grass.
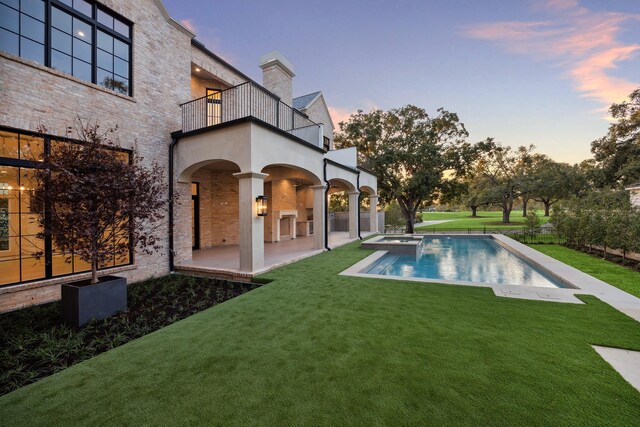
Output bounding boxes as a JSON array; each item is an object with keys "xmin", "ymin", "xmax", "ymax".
[
  {"xmin": 416, "ymin": 210, "xmax": 550, "ymax": 231},
  {"xmin": 0, "ymin": 276, "xmax": 257, "ymax": 396},
  {"xmin": 530, "ymin": 244, "xmax": 640, "ymax": 299},
  {"xmin": 0, "ymin": 242, "xmax": 639, "ymax": 425}
]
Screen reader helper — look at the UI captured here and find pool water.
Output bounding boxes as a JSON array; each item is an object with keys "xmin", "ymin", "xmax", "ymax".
[{"xmin": 364, "ymin": 236, "xmax": 566, "ymax": 288}]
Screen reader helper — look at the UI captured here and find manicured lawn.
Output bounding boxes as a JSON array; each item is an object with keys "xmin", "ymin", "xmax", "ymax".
[
  {"xmin": 1, "ymin": 242, "xmax": 639, "ymax": 425},
  {"xmin": 530, "ymin": 244, "xmax": 640, "ymax": 299},
  {"xmin": 416, "ymin": 210, "xmax": 550, "ymax": 231}
]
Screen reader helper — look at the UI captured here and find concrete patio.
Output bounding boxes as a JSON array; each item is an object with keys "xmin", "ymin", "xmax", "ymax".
[{"xmin": 175, "ymin": 231, "xmax": 376, "ymax": 278}]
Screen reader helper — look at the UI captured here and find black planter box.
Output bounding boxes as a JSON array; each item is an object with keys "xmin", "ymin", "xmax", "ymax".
[{"xmin": 61, "ymin": 275, "xmax": 127, "ymax": 327}]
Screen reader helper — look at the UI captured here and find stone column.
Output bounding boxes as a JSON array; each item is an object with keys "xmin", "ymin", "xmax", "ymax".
[
  {"xmin": 369, "ymin": 195, "xmax": 379, "ymax": 233},
  {"xmin": 310, "ymin": 185, "xmax": 326, "ymax": 250},
  {"xmin": 233, "ymin": 172, "xmax": 268, "ymax": 272},
  {"xmin": 348, "ymin": 191, "xmax": 360, "ymax": 239}
]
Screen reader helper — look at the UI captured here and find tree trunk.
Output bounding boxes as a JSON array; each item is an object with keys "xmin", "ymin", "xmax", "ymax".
[
  {"xmin": 91, "ymin": 257, "xmax": 98, "ymax": 284},
  {"xmin": 544, "ymin": 201, "xmax": 551, "ymax": 217},
  {"xmin": 502, "ymin": 209, "xmax": 510, "ymax": 223},
  {"xmin": 522, "ymin": 199, "xmax": 528, "ymax": 217},
  {"xmin": 405, "ymin": 210, "xmax": 416, "ymax": 234},
  {"xmin": 470, "ymin": 206, "xmax": 478, "ymax": 217}
]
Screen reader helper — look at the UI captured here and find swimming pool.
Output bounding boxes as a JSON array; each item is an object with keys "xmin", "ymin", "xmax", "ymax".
[{"xmin": 359, "ymin": 236, "xmax": 569, "ymax": 288}]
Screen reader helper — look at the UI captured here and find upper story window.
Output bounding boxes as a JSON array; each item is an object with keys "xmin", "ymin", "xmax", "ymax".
[{"xmin": 0, "ymin": 0, "xmax": 133, "ymax": 96}]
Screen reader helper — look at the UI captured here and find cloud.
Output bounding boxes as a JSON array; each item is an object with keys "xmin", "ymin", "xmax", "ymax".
[
  {"xmin": 328, "ymin": 106, "xmax": 355, "ymax": 129},
  {"xmin": 179, "ymin": 19, "xmax": 197, "ymax": 34},
  {"xmin": 462, "ymin": 0, "xmax": 640, "ymax": 111}
]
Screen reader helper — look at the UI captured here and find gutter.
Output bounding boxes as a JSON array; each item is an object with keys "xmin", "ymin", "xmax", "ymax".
[
  {"xmin": 168, "ymin": 137, "xmax": 179, "ymax": 271},
  {"xmin": 356, "ymin": 170, "xmax": 362, "ymax": 239},
  {"xmin": 323, "ymin": 159, "xmax": 331, "ymax": 251}
]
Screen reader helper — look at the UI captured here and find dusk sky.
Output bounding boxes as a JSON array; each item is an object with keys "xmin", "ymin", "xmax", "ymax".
[{"xmin": 163, "ymin": 0, "xmax": 640, "ymax": 164}]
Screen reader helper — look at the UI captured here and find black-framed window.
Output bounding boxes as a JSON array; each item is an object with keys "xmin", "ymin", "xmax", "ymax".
[
  {"xmin": 0, "ymin": 0, "xmax": 133, "ymax": 95},
  {"xmin": 0, "ymin": 127, "xmax": 133, "ymax": 288},
  {"xmin": 206, "ymin": 88, "xmax": 222, "ymax": 126}
]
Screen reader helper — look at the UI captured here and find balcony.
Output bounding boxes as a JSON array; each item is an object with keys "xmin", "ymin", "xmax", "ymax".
[{"xmin": 180, "ymin": 82, "xmax": 323, "ymax": 147}]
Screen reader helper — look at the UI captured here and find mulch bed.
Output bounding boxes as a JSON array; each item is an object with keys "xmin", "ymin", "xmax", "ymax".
[{"xmin": 0, "ymin": 275, "xmax": 260, "ymax": 397}]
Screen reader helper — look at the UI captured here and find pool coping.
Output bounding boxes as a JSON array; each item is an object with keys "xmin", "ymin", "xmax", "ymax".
[{"xmin": 340, "ymin": 233, "xmax": 640, "ymax": 322}]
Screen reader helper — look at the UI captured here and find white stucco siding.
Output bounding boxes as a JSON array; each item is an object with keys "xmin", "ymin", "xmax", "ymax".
[
  {"xmin": 359, "ymin": 171, "xmax": 377, "ymax": 195},
  {"xmin": 249, "ymin": 124, "xmax": 324, "ymax": 184}
]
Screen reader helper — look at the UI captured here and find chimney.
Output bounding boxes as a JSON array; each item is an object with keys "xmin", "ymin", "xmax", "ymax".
[{"xmin": 259, "ymin": 51, "xmax": 295, "ymax": 106}]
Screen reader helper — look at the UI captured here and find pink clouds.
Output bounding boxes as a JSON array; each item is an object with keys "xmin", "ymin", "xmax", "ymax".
[
  {"xmin": 328, "ymin": 106, "xmax": 356, "ymax": 129},
  {"xmin": 179, "ymin": 19, "xmax": 197, "ymax": 33},
  {"xmin": 463, "ymin": 0, "xmax": 640, "ymax": 111}
]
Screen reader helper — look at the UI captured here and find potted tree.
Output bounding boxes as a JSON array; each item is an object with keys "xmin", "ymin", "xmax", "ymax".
[{"xmin": 30, "ymin": 122, "xmax": 166, "ymax": 327}]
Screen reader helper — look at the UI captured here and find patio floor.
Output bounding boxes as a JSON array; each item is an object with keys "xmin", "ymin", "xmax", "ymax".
[{"xmin": 175, "ymin": 232, "xmax": 375, "ymax": 277}]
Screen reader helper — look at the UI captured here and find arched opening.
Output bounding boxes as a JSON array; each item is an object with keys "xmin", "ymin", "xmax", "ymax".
[
  {"xmin": 174, "ymin": 159, "xmax": 244, "ymax": 271},
  {"xmin": 359, "ymin": 185, "xmax": 380, "ymax": 235},
  {"xmin": 327, "ymin": 178, "xmax": 358, "ymax": 247},
  {"xmin": 260, "ymin": 165, "xmax": 325, "ymax": 262}
]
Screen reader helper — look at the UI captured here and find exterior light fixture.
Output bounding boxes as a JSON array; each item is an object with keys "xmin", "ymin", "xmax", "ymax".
[
  {"xmin": 195, "ymin": 67, "xmax": 201, "ymax": 72},
  {"xmin": 256, "ymin": 195, "xmax": 268, "ymax": 217}
]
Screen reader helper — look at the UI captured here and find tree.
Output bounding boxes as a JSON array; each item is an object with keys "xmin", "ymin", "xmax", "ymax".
[
  {"xmin": 531, "ymin": 160, "xmax": 585, "ymax": 216},
  {"xmin": 591, "ymin": 88, "xmax": 640, "ymax": 187},
  {"xmin": 335, "ymin": 105, "xmax": 471, "ymax": 233},
  {"xmin": 31, "ymin": 122, "xmax": 167, "ymax": 284},
  {"xmin": 474, "ymin": 139, "xmax": 535, "ymax": 223}
]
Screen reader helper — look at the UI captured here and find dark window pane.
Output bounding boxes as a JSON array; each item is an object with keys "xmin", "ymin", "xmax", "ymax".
[
  {"xmin": 113, "ymin": 38, "xmax": 128, "ymax": 59},
  {"xmin": 72, "ymin": 17, "xmax": 91, "ymax": 40},
  {"xmin": 97, "ymin": 30, "xmax": 112, "ymax": 53},
  {"xmin": 51, "ymin": 7, "xmax": 72, "ymax": 33},
  {"xmin": 0, "ymin": 28, "xmax": 19, "ymax": 55},
  {"xmin": 72, "ymin": 0, "xmax": 92, "ymax": 17},
  {"xmin": 51, "ymin": 28, "xmax": 71, "ymax": 54},
  {"xmin": 0, "ymin": 0, "xmax": 19, "ymax": 10},
  {"xmin": 20, "ymin": 37, "xmax": 43, "ymax": 63},
  {"xmin": 113, "ymin": 17, "xmax": 129, "ymax": 38},
  {"xmin": 113, "ymin": 77, "xmax": 128, "ymax": 94},
  {"xmin": 97, "ymin": 49, "xmax": 112, "ymax": 71},
  {"xmin": 72, "ymin": 37, "xmax": 90, "ymax": 62},
  {"xmin": 20, "ymin": 13, "xmax": 44, "ymax": 43},
  {"xmin": 0, "ymin": 4, "xmax": 19, "ymax": 33},
  {"xmin": 97, "ymin": 67, "xmax": 111, "ymax": 87},
  {"xmin": 20, "ymin": 0, "xmax": 44, "ymax": 21},
  {"xmin": 114, "ymin": 56, "xmax": 127, "ymax": 77},
  {"xmin": 97, "ymin": 9, "xmax": 113, "ymax": 29},
  {"xmin": 72, "ymin": 57, "xmax": 91, "ymax": 81},
  {"xmin": 51, "ymin": 49, "xmax": 72, "ymax": 74}
]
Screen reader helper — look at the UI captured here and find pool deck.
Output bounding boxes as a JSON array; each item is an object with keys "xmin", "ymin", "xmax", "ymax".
[{"xmin": 341, "ymin": 233, "xmax": 640, "ymax": 323}]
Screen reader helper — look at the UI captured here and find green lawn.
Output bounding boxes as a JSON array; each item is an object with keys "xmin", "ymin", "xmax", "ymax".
[
  {"xmin": 416, "ymin": 210, "xmax": 550, "ymax": 231},
  {"xmin": 1, "ymin": 242, "xmax": 639, "ymax": 425},
  {"xmin": 530, "ymin": 244, "xmax": 640, "ymax": 299}
]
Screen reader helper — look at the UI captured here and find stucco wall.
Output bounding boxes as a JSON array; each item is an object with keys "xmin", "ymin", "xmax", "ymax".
[{"xmin": 631, "ymin": 189, "xmax": 640, "ymax": 207}]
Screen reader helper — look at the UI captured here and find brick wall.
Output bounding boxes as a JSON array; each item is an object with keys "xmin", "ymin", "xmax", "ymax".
[{"xmin": 0, "ymin": 0, "xmax": 194, "ymax": 310}]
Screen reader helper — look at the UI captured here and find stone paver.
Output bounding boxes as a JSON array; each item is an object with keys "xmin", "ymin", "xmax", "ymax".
[{"xmin": 593, "ymin": 346, "xmax": 640, "ymax": 393}]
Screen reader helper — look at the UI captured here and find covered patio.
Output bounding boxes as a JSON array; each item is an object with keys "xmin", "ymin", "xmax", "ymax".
[{"xmin": 174, "ymin": 231, "xmax": 377, "ymax": 278}]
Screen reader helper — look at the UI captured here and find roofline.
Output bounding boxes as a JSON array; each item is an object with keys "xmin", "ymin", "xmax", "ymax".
[
  {"xmin": 294, "ymin": 91, "xmax": 322, "ymax": 110},
  {"xmin": 625, "ymin": 184, "xmax": 640, "ymax": 190},
  {"xmin": 152, "ymin": 0, "xmax": 195, "ymax": 38},
  {"xmin": 191, "ymin": 39, "xmax": 256, "ymax": 84}
]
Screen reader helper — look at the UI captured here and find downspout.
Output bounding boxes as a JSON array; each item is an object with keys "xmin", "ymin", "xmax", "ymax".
[
  {"xmin": 168, "ymin": 137, "xmax": 179, "ymax": 271},
  {"xmin": 356, "ymin": 170, "xmax": 362, "ymax": 239},
  {"xmin": 323, "ymin": 159, "xmax": 331, "ymax": 251}
]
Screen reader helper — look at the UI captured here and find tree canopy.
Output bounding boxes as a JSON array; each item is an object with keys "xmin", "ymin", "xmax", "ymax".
[
  {"xmin": 335, "ymin": 105, "xmax": 471, "ymax": 232},
  {"xmin": 591, "ymin": 88, "xmax": 640, "ymax": 187}
]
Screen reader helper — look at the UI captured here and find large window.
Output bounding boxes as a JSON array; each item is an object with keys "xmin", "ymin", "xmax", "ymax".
[
  {"xmin": 0, "ymin": 0, "xmax": 132, "ymax": 95},
  {"xmin": 0, "ymin": 128, "xmax": 132, "ymax": 287}
]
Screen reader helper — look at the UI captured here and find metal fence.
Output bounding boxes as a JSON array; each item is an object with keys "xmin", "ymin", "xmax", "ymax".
[{"xmin": 180, "ymin": 82, "xmax": 322, "ymax": 146}]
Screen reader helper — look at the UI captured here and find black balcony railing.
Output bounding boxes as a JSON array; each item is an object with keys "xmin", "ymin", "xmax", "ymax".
[{"xmin": 180, "ymin": 82, "xmax": 322, "ymax": 146}]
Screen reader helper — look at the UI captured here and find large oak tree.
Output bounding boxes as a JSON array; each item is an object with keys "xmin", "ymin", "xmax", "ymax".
[{"xmin": 335, "ymin": 105, "xmax": 471, "ymax": 233}]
